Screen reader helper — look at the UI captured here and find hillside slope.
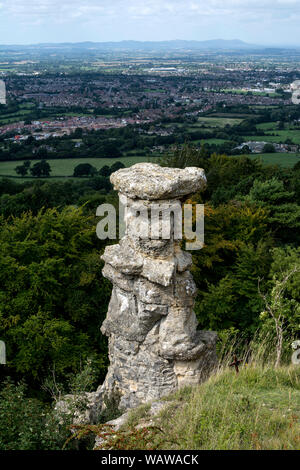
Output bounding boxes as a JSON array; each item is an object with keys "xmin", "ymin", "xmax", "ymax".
[{"xmin": 92, "ymin": 366, "xmax": 300, "ymax": 450}]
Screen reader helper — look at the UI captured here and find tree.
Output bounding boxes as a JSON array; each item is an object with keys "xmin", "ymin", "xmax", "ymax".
[
  {"xmin": 36, "ymin": 147, "xmax": 48, "ymax": 159},
  {"xmin": 294, "ymin": 161, "xmax": 300, "ymax": 171},
  {"xmin": 73, "ymin": 128, "xmax": 83, "ymax": 139},
  {"xmin": 98, "ymin": 165, "xmax": 111, "ymax": 177},
  {"xmin": 259, "ymin": 265, "xmax": 300, "ymax": 367},
  {"xmin": 244, "ymin": 178, "xmax": 300, "ymax": 242},
  {"xmin": 30, "ymin": 160, "xmax": 51, "ymax": 177},
  {"xmin": 159, "ymin": 144, "xmax": 209, "ymax": 169},
  {"xmin": 25, "ymin": 135, "xmax": 35, "ymax": 146},
  {"xmin": 0, "ymin": 207, "xmax": 110, "ymax": 384},
  {"xmin": 191, "ymin": 201, "xmax": 271, "ymax": 333},
  {"xmin": 73, "ymin": 163, "xmax": 97, "ymax": 177},
  {"xmin": 102, "ymin": 142, "xmax": 122, "ymax": 158},
  {"xmin": 263, "ymin": 143, "xmax": 276, "ymax": 153},
  {"xmin": 15, "ymin": 165, "xmax": 28, "ymax": 177},
  {"xmin": 110, "ymin": 161, "xmax": 125, "ymax": 173}
]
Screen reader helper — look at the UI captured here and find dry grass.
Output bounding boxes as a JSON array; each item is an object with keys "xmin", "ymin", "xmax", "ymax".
[
  {"xmin": 121, "ymin": 335, "xmax": 300, "ymax": 450},
  {"xmin": 151, "ymin": 365, "xmax": 300, "ymax": 450}
]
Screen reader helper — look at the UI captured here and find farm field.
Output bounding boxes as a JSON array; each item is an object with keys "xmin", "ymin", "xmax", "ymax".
[
  {"xmin": 209, "ymin": 112, "xmax": 252, "ymax": 118},
  {"xmin": 193, "ymin": 138, "xmax": 227, "ymax": 145},
  {"xmin": 256, "ymin": 122, "xmax": 280, "ymax": 130},
  {"xmin": 250, "ymin": 105, "xmax": 279, "ymax": 110},
  {"xmin": 0, "ymin": 151, "xmax": 295, "ymax": 181},
  {"xmin": 221, "ymin": 88, "xmax": 281, "ymax": 98},
  {"xmin": 0, "ymin": 103, "xmax": 36, "ymax": 125},
  {"xmin": 232, "ymin": 152, "xmax": 300, "ymax": 168},
  {"xmin": 246, "ymin": 130, "xmax": 300, "ymax": 145},
  {"xmin": 196, "ymin": 116, "xmax": 243, "ymax": 127},
  {"xmin": 163, "ymin": 116, "xmax": 244, "ymax": 130},
  {"xmin": 0, "ymin": 155, "xmax": 149, "ymax": 180},
  {"xmin": 0, "ymin": 103, "xmax": 97, "ymax": 126}
]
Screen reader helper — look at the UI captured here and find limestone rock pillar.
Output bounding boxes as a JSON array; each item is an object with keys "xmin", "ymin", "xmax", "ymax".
[{"xmin": 98, "ymin": 163, "xmax": 217, "ymax": 410}]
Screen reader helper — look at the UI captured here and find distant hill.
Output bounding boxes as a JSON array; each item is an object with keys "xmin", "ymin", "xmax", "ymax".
[{"xmin": 0, "ymin": 39, "xmax": 268, "ymax": 52}]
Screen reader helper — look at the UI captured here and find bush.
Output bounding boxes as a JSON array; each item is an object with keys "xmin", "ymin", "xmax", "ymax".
[
  {"xmin": 263, "ymin": 143, "xmax": 276, "ymax": 153},
  {"xmin": 0, "ymin": 379, "xmax": 71, "ymax": 450},
  {"xmin": 0, "ymin": 207, "xmax": 110, "ymax": 386}
]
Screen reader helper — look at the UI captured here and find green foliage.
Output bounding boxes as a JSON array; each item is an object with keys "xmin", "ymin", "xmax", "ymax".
[
  {"xmin": 0, "ymin": 359, "xmax": 103, "ymax": 450},
  {"xmin": 0, "ymin": 142, "xmax": 300, "ymax": 450},
  {"xmin": 67, "ymin": 423, "xmax": 164, "ymax": 451},
  {"xmin": 244, "ymin": 178, "xmax": 300, "ymax": 242},
  {"xmin": 0, "ymin": 379, "xmax": 71, "ymax": 450},
  {"xmin": 74, "ymin": 163, "xmax": 97, "ymax": 177},
  {"xmin": 165, "ymin": 148, "xmax": 300, "ymax": 338},
  {"xmin": 195, "ymin": 240, "xmax": 269, "ymax": 332},
  {"xmin": 259, "ymin": 246, "xmax": 300, "ymax": 343},
  {"xmin": 15, "ymin": 164, "xmax": 28, "ymax": 177},
  {"xmin": 0, "ymin": 178, "xmax": 112, "ymax": 218},
  {"xmin": 30, "ymin": 160, "xmax": 51, "ymax": 177},
  {"xmin": 159, "ymin": 366, "xmax": 300, "ymax": 450},
  {"xmin": 97, "ymin": 391, "xmax": 124, "ymax": 424},
  {"xmin": 191, "ymin": 202, "xmax": 271, "ymax": 332},
  {"xmin": 98, "ymin": 161, "xmax": 125, "ymax": 178},
  {"xmin": 159, "ymin": 144, "xmax": 209, "ymax": 169},
  {"xmin": 263, "ymin": 143, "xmax": 276, "ymax": 153},
  {"xmin": 0, "ymin": 206, "xmax": 110, "ymax": 384},
  {"xmin": 67, "ymin": 358, "xmax": 98, "ymax": 396}
]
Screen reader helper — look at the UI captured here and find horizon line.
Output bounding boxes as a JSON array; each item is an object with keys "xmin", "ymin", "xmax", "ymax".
[{"xmin": 0, "ymin": 39, "xmax": 300, "ymax": 49}]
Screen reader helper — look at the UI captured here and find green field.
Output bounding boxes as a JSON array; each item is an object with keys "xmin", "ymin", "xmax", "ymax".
[
  {"xmin": 256, "ymin": 122, "xmax": 279, "ymax": 131},
  {"xmin": 209, "ymin": 113, "xmax": 252, "ymax": 118},
  {"xmin": 0, "ymin": 103, "xmax": 96, "ymax": 126},
  {"xmin": 0, "ymin": 156, "xmax": 149, "ymax": 180},
  {"xmin": 250, "ymin": 105, "xmax": 279, "ymax": 110},
  {"xmin": 221, "ymin": 89, "xmax": 281, "ymax": 98},
  {"xmin": 246, "ymin": 130, "xmax": 300, "ymax": 145},
  {"xmin": 1, "ymin": 148, "xmax": 298, "ymax": 182},
  {"xmin": 0, "ymin": 106, "xmax": 35, "ymax": 125},
  {"xmin": 163, "ymin": 116, "xmax": 243, "ymax": 131},
  {"xmin": 197, "ymin": 116, "xmax": 243, "ymax": 127},
  {"xmin": 193, "ymin": 138, "xmax": 227, "ymax": 145},
  {"xmin": 233, "ymin": 153, "xmax": 300, "ymax": 168}
]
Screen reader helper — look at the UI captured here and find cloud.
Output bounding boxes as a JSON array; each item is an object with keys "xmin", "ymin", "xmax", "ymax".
[
  {"xmin": 0, "ymin": 0, "xmax": 300, "ymax": 44},
  {"xmin": 1, "ymin": 0, "xmax": 300, "ymax": 24}
]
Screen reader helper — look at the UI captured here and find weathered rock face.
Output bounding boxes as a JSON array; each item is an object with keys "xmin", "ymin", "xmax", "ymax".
[
  {"xmin": 110, "ymin": 163, "xmax": 206, "ymax": 200},
  {"xmin": 97, "ymin": 163, "xmax": 217, "ymax": 411}
]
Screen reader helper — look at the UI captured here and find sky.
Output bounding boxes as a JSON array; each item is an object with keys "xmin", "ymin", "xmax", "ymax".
[{"xmin": 0, "ymin": 0, "xmax": 300, "ymax": 46}]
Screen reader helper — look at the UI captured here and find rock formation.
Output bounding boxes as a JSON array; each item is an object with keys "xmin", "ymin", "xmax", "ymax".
[{"xmin": 96, "ymin": 163, "xmax": 217, "ymax": 411}]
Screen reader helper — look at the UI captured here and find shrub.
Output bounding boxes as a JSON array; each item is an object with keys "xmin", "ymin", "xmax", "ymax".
[{"xmin": 0, "ymin": 379, "xmax": 71, "ymax": 450}]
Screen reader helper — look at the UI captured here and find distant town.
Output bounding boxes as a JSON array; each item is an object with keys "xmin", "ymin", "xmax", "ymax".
[{"xmin": 0, "ymin": 44, "xmax": 300, "ymax": 177}]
